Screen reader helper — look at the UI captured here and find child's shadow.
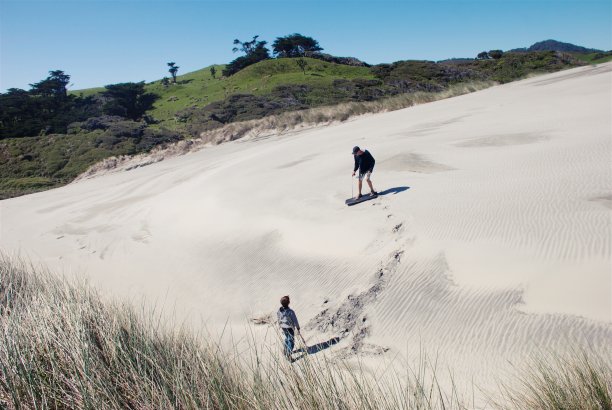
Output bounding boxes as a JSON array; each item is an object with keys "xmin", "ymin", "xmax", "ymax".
[{"xmin": 291, "ymin": 337, "xmax": 341, "ymax": 362}]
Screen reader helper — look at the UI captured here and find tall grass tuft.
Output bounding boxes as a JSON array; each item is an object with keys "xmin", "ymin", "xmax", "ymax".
[
  {"xmin": 1, "ymin": 255, "xmax": 610, "ymax": 409},
  {"xmin": 497, "ymin": 349, "xmax": 612, "ymax": 410}
]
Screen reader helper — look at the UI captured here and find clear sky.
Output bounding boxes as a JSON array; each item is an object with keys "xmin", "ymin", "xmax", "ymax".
[{"xmin": 1, "ymin": 0, "xmax": 610, "ymax": 91}]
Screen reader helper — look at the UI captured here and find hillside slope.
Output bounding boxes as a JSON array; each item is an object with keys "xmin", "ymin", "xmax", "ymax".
[
  {"xmin": 3, "ymin": 51, "xmax": 585, "ymax": 199},
  {"xmin": 2, "ymin": 63, "xmax": 610, "ymax": 390},
  {"xmin": 74, "ymin": 59, "xmax": 376, "ymax": 123},
  {"xmin": 515, "ymin": 39, "xmax": 603, "ymax": 53}
]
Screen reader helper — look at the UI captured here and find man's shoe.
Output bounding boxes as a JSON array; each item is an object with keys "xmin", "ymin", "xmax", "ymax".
[{"xmin": 371, "ymin": 191, "xmax": 378, "ymax": 196}]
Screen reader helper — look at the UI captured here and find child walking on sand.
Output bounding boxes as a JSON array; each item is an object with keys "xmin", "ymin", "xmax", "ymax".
[{"xmin": 277, "ymin": 295, "xmax": 301, "ymax": 359}]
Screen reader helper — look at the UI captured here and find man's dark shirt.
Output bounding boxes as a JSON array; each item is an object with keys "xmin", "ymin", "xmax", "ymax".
[{"xmin": 353, "ymin": 150, "xmax": 375, "ymax": 173}]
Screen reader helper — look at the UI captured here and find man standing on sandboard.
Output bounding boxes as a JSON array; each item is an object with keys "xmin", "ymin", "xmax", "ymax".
[{"xmin": 352, "ymin": 146, "xmax": 378, "ymax": 199}]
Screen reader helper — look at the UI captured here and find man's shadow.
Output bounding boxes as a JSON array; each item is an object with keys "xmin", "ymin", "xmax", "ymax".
[
  {"xmin": 378, "ymin": 186, "xmax": 410, "ymax": 196},
  {"xmin": 291, "ymin": 337, "xmax": 341, "ymax": 362}
]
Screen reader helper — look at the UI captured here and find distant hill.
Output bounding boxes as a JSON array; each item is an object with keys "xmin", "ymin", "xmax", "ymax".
[{"xmin": 510, "ymin": 39, "xmax": 603, "ymax": 53}]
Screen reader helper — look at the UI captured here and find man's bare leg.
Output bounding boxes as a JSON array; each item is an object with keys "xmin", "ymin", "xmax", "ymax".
[
  {"xmin": 357, "ymin": 179, "xmax": 363, "ymax": 198},
  {"xmin": 366, "ymin": 179, "xmax": 375, "ymax": 194}
]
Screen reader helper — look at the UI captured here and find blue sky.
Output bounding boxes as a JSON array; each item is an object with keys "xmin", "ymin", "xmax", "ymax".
[{"xmin": 1, "ymin": 0, "xmax": 610, "ymax": 91}]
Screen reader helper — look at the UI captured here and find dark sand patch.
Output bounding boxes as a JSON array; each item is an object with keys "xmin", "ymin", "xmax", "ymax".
[
  {"xmin": 390, "ymin": 115, "xmax": 470, "ymax": 138},
  {"xmin": 277, "ymin": 154, "xmax": 317, "ymax": 169},
  {"xmin": 380, "ymin": 153, "xmax": 454, "ymax": 173},
  {"xmin": 306, "ymin": 251, "xmax": 403, "ymax": 355},
  {"xmin": 589, "ymin": 194, "xmax": 612, "ymax": 209},
  {"xmin": 455, "ymin": 133, "xmax": 549, "ymax": 148},
  {"xmin": 251, "ymin": 313, "xmax": 274, "ymax": 325}
]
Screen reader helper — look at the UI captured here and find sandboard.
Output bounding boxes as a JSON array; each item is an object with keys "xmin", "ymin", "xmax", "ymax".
[{"xmin": 345, "ymin": 194, "xmax": 378, "ymax": 206}]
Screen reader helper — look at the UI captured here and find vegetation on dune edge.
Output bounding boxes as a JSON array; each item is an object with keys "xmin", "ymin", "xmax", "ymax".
[
  {"xmin": 77, "ymin": 80, "xmax": 496, "ymax": 178},
  {"xmin": 1, "ymin": 255, "xmax": 610, "ymax": 409}
]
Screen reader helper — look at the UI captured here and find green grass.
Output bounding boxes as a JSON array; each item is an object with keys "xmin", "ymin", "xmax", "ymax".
[
  {"xmin": 70, "ymin": 59, "xmax": 375, "ymax": 126},
  {"xmin": 68, "ymin": 52, "xmax": 589, "ymax": 130},
  {"xmin": 148, "ymin": 59, "xmax": 374, "ymax": 125},
  {"xmin": 1, "ymin": 256, "xmax": 610, "ymax": 409},
  {"xmin": 0, "ymin": 132, "xmax": 137, "ymax": 199},
  {"xmin": 592, "ymin": 55, "xmax": 612, "ymax": 64},
  {"xmin": 66, "ymin": 53, "xmax": 590, "ymax": 129},
  {"xmin": 68, "ymin": 86, "xmax": 105, "ymax": 98},
  {"xmin": 0, "ymin": 177, "xmax": 59, "ymax": 199},
  {"xmin": 570, "ymin": 51, "xmax": 612, "ymax": 64}
]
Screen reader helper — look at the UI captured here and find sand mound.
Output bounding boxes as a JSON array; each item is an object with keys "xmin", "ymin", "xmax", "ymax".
[{"xmin": 1, "ymin": 63, "xmax": 610, "ymax": 392}]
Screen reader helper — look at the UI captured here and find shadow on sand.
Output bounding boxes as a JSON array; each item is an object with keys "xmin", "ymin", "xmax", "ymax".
[
  {"xmin": 291, "ymin": 337, "xmax": 341, "ymax": 362},
  {"xmin": 378, "ymin": 186, "xmax": 410, "ymax": 196}
]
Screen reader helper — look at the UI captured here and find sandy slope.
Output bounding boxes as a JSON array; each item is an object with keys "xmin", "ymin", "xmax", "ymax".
[{"xmin": 1, "ymin": 63, "xmax": 611, "ymax": 390}]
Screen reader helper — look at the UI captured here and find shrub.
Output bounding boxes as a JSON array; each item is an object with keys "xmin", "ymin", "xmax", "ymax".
[
  {"xmin": 272, "ymin": 33, "xmax": 323, "ymax": 57},
  {"xmin": 222, "ymin": 44, "xmax": 271, "ymax": 76},
  {"xmin": 137, "ymin": 127, "xmax": 181, "ymax": 151},
  {"xmin": 303, "ymin": 51, "xmax": 369, "ymax": 67},
  {"xmin": 489, "ymin": 50, "xmax": 504, "ymax": 59},
  {"xmin": 106, "ymin": 120, "xmax": 146, "ymax": 138},
  {"xmin": 102, "ymin": 82, "xmax": 158, "ymax": 120}
]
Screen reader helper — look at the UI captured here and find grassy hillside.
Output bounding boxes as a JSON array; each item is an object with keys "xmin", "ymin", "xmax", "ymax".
[
  {"xmin": 69, "ymin": 86, "xmax": 105, "ymax": 97},
  {"xmin": 75, "ymin": 59, "xmax": 375, "ymax": 124},
  {"xmin": 2, "ymin": 51, "xmax": 587, "ymax": 199},
  {"xmin": 0, "ymin": 116, "xmax": 180, "ymax": 199},
  {"xmin": 0, "ymin": 134, "xmax": 118, "ymax": 197},
  {"xmin": 571, "ymin": 51, "xmax": 612, "ymax": 64},
  {"xmin": 67, "ymin": 53, "xmax": 586, "ymax": 132}
]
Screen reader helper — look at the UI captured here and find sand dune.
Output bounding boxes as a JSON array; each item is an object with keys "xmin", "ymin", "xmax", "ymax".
[{"xmin": 1, "ymin": 63, "xmax": 610, "ymax": 391}]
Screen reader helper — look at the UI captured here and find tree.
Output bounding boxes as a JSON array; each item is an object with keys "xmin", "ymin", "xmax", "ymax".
[
  {"xmin": 1, "ymin": 71, "xmax": 101, "ymax": 139},
  {"xmin": 232, "ymin": 35, "xmax": 263, "ymax": 55},
  {"xmin": 102, "ymin": 82, "xmax": 158, "ymax": 120},
  {"xmin": 167, "ymin": 62, "xmax": 179, "ymax": 83},
  {"xmin": 295, "ymin": 59, "xmax": 308, "ymax": 75},
  {"xmin": 272, "ymin": 33, "xmax": 322, "ymax": 58},
  {"xmin": 210, "ymin": 66, "xmax": 217, "ymax": 79},
  {"xmin": 30, "ymin": 70, "xmax": 70, "ymax": 98},
  {"xmin": 0, "ymin": 88, "xmax": 40, "ymax": 138},
  {"xmin": 477, "ymin": 51, "xmax": 490, "ymax": 60},
  {"xmin": 222, "ymin": 35, "xmax": 270, "ymax": 76},
  {"xmin": 489, "ymin": 50, "xmax": 504, "ymax": 59},
  {"xmin": 161, "ymin": 77, "xmax": 170, "ymax": 87}
]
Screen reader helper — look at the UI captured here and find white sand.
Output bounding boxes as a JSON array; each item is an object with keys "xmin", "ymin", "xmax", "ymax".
[{"xmin": 1, "ymin": 63, "xmax": 611, "ymax": 391}]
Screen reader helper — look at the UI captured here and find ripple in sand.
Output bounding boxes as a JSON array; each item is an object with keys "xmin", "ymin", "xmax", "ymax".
[{"xmin": 455, "ymin": 133, "xmax": 550, "ymax": 147}]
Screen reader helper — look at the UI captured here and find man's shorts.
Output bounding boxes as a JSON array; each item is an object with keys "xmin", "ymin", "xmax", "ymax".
[{"xmin": 358, "ymin": 168, "xmax": 373, "ymax": 181}]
